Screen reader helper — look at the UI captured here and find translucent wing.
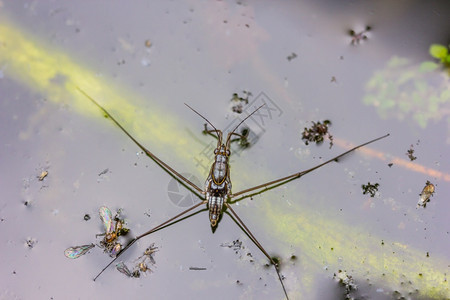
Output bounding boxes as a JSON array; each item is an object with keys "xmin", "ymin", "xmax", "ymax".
[
  {"xmin": 110, "ymin": 243, "xmax": 122, "ymax": 257},
  {"xmin": 64, "ymin": 244, "xmax": 95, "ymax": 259},
  {"xmin": 116, "ymin": 261, "xmax": 132, "ymax": 277},
  {"xmin": 99, "ymin": 206, "xmax": 114, "ymax": 233}
]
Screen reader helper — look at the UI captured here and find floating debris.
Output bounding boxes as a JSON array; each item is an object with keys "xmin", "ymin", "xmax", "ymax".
[
  {"xmin": 126, "ymin": 244, "xmax": 159, "ymax": 278},
  {"xmin": 301, "ymin": 120, "xmax": 334, "ymax": 148},
  {"xmin": 406, "ymin": 144, "xmax": 417, "ymax": 161},
  {"xmin": 98, "ymin": 168, "xmax": 109, "ymax": 176},
  {"xmin": 189, "ymin": 267, "xmax": 207, "ymax": 271},
  {"xmin": 287, "ymin": 52, "xmax": 297, "ymax": 61},
  {"xmin": 64, "ymin": 244, "xmax": 95, "ymax": 259},
  {"xmin": 25, "ymin": 238, "xmax": 37, "ymax": 249},
  {"xmin": 116, "ymin": 261, "xmax": 133, "ymax": 277},
  {"xmin": 83, "ymin": 214, "xmax": 91, "ymax": 221},
  {"xmin": 230, "ymin": 91, "xmax": 251, "ymax": 114},
  {"xmin": 37, "ymin": 170, "xmax": 48, "ymax": 181},
  {"xmin": 230, "ymin": 127, "xmax": 252, "ymax": 149},
  {"xmin": 220, "ymin": 239, "xmax": 243, "ymax": 254},
  {"xmin": 334, "ymin": 270, "xmax": 357, "ymax": 298},
  {"xmin": 144, "ymin": 39, "xmax": 152, "ymax": 48},
  {"xmin": 349, "ymin": 26, "xmax": 371, "ymax": 45},
  {"xmin": 417, "ymin": 180, "xmax": 435, "ymax": 208},
  {"xmin": 362, "ymin": 182, "xmax": 379, "ymax": 197},
  {"xmin": 131, "ymin": 249, "xmax": 158, "ymax": 276}
]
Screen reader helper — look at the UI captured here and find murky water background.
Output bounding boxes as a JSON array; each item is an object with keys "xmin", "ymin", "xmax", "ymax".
[{"xmin": 0, "ymin": 1, "xmax": 449, "ymax": 299}]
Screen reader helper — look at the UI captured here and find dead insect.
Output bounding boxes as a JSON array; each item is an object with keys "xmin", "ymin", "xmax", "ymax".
[
  {"xmin": 418, "ymin": 181, "xmax": 435, "ymax": 208},
  {"xmin": 64, "ymin": 207, "xmax": 129, "ymax": 260},
  {"xmin": 362, "ymin": 182, "xmax": 380, "ymax": 197},
  {"xmin": 97, "ymin": 206, "xmax": 129, "ymax": 257},
  {"xmin": 349, "ymin": 25, "xmax": 371, "ymax": 45},
  {"xmin": 301, "ymin": 120, "xmax": 334, "ymax": 148}
]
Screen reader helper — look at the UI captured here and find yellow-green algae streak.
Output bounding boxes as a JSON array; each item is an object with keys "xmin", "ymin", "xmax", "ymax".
[
  {"xmin": 0, "ymin": 18, "xmax": 198, "ymax": 174},
  {"xmin": 1, "ymin": 18, "xmax": 448, "ymax": 299}
]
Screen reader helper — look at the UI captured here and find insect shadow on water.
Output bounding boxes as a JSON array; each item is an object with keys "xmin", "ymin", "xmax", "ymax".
[{"xmin": 76, "ymin": 87, "xmax": 389, "ymax": 299}]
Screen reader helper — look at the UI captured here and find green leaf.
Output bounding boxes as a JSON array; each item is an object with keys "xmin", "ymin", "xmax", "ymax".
[
  {"xmin": 429, "ymin": 44, "xmax": 448, "ymax": 59},
  {"xmin": 419, "ymin": 61, "xmax": 439, "ymax": 72}
]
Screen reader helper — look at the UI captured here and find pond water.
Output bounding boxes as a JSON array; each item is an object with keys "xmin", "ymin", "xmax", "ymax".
[{"xmin": 0, "ymin": 1, "xmax": 449, "ymax": 299}]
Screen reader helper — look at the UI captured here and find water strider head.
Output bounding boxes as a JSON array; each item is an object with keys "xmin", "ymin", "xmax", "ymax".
[{"xmin": 185, "ymin": 103, "xmax": 265, "ymax": 156}]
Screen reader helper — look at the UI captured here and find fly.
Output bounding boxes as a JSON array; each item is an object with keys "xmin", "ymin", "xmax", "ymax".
[
  {"xmin": 64, "ymin": 206, "xmax": 129, "ymax": 259},
  {"xmin": 77, "ymin": 87, "xmax": 389, "ymax": 299},
  {"xmin": 96, "ymin": 206, "xmax": 129, "ymax": 257}
]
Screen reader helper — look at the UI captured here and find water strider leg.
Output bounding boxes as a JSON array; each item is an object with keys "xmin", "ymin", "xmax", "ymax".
[
  {"xmin": 230, "ymin": 134, "xmax": 389, "ymax": 198},
  {"xmin": 225, "ymin": 203, "xmax": 289, "ymax": 299},
  {"xmin": 94, "ymin": 200, "xmax": 206, "ymax": 281},
  {"xmin": 77, "ymin": 87, "xmax": 205, "ymax": 195}
]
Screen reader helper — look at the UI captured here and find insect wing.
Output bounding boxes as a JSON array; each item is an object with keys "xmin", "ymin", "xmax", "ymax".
[
  {"xmin": 110, "ymin": 243, "xmax": 122, "ymax": 257},
  {"xmin": 64, "ymin": 244, "xmax": 95, "ymax": 259},
  {"xmin": 116, "ymin": 261, "xmax": 132, "ymax": 277},
  {"xmin": 99, "ymin": 206, "xmax": 114, "ymax": 233}
]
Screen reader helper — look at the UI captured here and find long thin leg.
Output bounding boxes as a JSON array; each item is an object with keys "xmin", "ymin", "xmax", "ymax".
[
  {"xmin": 231, "ymin": 134, "xmax": 389, "ymax": 198},
  {"xmin": 77, "ymin": 87, "xmax": 204, "ymax": 195},
  {"xmin": 94, "ymin": 200, "xmax": 206, "ymax": 281},
  {"xmin": 225, "ymin": 203, "xmax": 289, "ymax": 300}
]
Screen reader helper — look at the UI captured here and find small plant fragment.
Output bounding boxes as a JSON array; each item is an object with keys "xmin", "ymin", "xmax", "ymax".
[
  {"xmin": 229, "ymin": 91, "xmax": 251, "ymax": 114},
  {"xmin": 349, "ymin": 26, "xmax": 371, "ymax": 45},
  {"xmin": 362, "ymin": 182, "xmax": 379, "ymax": 197},
  {"xmin": 301, "ymin": 120, "xmax": 334, "ymax": 148},
  {"xmin": 406, "ymin": 144, "xmax": 417, "ymax": 161},
  {"xmin": 37, "ymin": 170, "xmax": 48, "ymax": 181},
  {"xmin": 429, "ymin": 44, "xmax": 450, "ymax": 67},
  {"xmin": 189, "ymin": 267, "xmax": 207, "ymax": 270},
  {"xmin": 417, "ymin": 180, "xmax": 435, "ymax": 208}
]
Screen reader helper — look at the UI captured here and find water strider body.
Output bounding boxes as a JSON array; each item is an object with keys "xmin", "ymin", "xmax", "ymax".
[{"xmin": 76, "ymin": 87, "xmax": 389, "ymax": 299}]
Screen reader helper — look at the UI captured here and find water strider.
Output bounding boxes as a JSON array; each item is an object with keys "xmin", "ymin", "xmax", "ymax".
[{"xmin": 76, "ymin": 87, "xmax": 389, "ymax": 299}]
